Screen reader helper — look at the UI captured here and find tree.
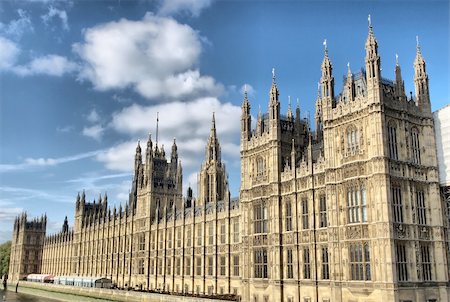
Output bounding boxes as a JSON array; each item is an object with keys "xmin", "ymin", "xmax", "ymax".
[{"xmin": 0, "ymin": 241, "xmax": 11, "ymax": 277}]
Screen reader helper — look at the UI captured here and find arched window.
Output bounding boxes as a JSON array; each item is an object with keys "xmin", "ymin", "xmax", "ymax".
[
  {"xmin": 285, "ymin": 200, "xmax": 292, "ymax": 231},
  {"xmin": 347, "ymin": 185, "xmax": 368, "ymax": 223},
  {"xmin": 347, "ymin": 126, "xmax": 359, "ymax": 152},
  {"xmin": 256, "ymin": 156, "xmax": 265, "ymax": 176},
  {"xmin": 411, "ymin": 128, "xmax": 421, "ymax": 164},
  {"xmin": 254, "ymin": 202, "xmax": 268, "ymax": 234},
  {"xmin": 387, "ymin": 122, "xmax": 398, "ymax": 160}
]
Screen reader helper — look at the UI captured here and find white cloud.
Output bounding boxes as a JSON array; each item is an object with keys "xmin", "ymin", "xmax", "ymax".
[
  {"xmin": 0, "ymin": 37, "xmax": 20, "ymax": 70},
  {"xmin": 0, "ymin": 186, "xmax": 73, "ymax": 204},
  {"xmin": 0, "ymin": 149, "xmax": 104, "ymax": 172},
  {"xmin": 96, "ymin": 140, "xmax": 138, "ymax": 172},
  {"xmin": 0, "ymin": 9, "xmax": 34, "ymax": 39},
  {"xmin": 41, "ymin": 6, "xmax": 69, "ymax": 31},
  {"xmin": 0, "ymin": 37, "xmax": 77, "ymax": 77},
  {"xmin": 86, "ymin": 108, "xmax": 100, "ymax": 123},
  {"xmin": 158, "ymin": 0, "xmax": 212, "ymax": 17},
  {"xmin": 13, "ymin": 54, "xmax": 78, "ymax": 76},
  {"xmin": 82, "ymin": 124, "xmax": 105, "ymax": 141},
  {"xmin": 96, "ymin": 97, "xmax": 241, "ymax": 197},
  {"xmin": 0, "ymin": 206, "xmax": 23, "ymax": 221},
  {"xmin": 74, "ymin": 13, "xmax": 222, "ymax": 101},
  {"xmin": 56, "ymin": 125, "xmax": 74, "ymax": 133}
]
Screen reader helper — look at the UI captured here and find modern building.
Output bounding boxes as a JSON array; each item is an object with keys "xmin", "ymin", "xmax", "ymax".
[
  {"xmin": 9, "ymin": 20, "xmax": 450, "ymax": 302},
  {"xmin": 433, "ymin": 104, "xmax": 450, "ymax": 282}
]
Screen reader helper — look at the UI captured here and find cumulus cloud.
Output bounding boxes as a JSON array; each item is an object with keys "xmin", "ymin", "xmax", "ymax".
[
  {"xmin": 74, "ymin": 13, "xmax": 222, "ymax": 101},
  {"xmin": 82, "ymin": 124, "xmax": 105, "ymax": 141},
  {"xmin": 0, "ymin": 36, "xmax": 77, "ymax": 76},
  {"xmin": 158, "ymin": 0, "xmax": 212, "ymax": 17},
  {"xmin": 0, "ymin": 37, "xmax": 20, "ymax": 70},
  {"xmin": 41, "ymin": 6, "xmax": 69, "ymax": 31},
  {"xmin": 0, "ymin": 9, "xmax": 34, "ymax": 39},
  {"xmin": 13, "ymin": 54, "xmax": 78, "ymax": 76},
  {"xmin": 86, "ymin": 108, "xmax": 100, "ymax": 123},
  {"xmin": 96, "ymin": 97, "xmax": 241, "ymax": 193}
]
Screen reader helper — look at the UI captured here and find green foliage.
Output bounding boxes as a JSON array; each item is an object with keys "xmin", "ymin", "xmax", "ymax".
[{"xmin": 0, "ymin": 241, "xmax": 11, "ymax": 277}]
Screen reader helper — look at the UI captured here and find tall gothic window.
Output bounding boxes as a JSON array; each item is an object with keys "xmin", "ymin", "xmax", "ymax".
[
  {"xmin": 233, "ymin": 218, "xmax": 240, "ymax": 243},
  {"xmin": 176, "ymin": 227, "xmax": 182, "ymax": 248},
  {"xmin": 186, "ymin": 226, "xmax": 191, "ymax": 247},
  {"xmin": 139, "ymin": 234, "xmax": 145, "ymax": 251},
  {"xmin": 233, "ymin": 255, "xmax": 240, "ymax": 276},
  {"xmin": 421, "ymin": 244, "xmax": 432, "ymax": 281},
  {"xmin": 196, "ymin": 257, "xmax": 202, "ymax": 276},
  {"xmin": 176, "ymin": 257, "xmax": 181, "ymax": 275},
  {"xmin": 388, "ymin": 123, "xmax": 398, "ymax": 160},
  {"xmin": 256, "ymin": 156, "xmax": 265, "ymax": 176},
  {"xmin": 396, "ymin": 242, "xmax": 408, "ymax": 281},
  {"xmin": 207, "ymin": 256, "xmax": 213, "ymax": 276},
  {"xmin": 196, "ymin": 224, "xmax": 202, "ymax": 246},
  {"xmin": 347, "ymin": 186, "xmax": 367, "ymax": 223},
  {"xmin": 411, "ymin": 128, "xmax": 421, "ymax": 164},
  {"xmin": 302, "ymin": 199, "xmax": 309, "ymax": 229},
  {"xmin": 392, "ymin": 184, "xmax": 404, "ymax": 223},
  {"xmin": 220, "ymin": 220, "xmax": 226, "ymax": 244},
  {"xmin": 303, "ymin": 247, "xmax": 311, "ymax": 279},
  {"xmin": 220, "ymin": 256, "xmax": 226, "ymax": 276},
  {"xmin": 349, "ymin": 242, "xmax": 371, "ymax": 281},
  {"xmin": 286, "ymin": 248, "xmax": 294, "ymax": 279},
  {"xmin": 416, "ymin": 190, "xmax": 427, "ymax": 225},
  {"xmin": 185, "ymin": 257, "xmax": 191, "ymax": 276},
  {"xmin": 254, "ymin": 203, "xmax": 268, "ymax": 234},
  {"xmin": 322, "ymin": 246, "xmax": 330, "ymax": 280},
  {"xmin": 167, "ymin": 229, "xmax": 172, "ymax": 249},
  {"xmin": 347, "ymin": 126, "xmax": 359, "ymax": 151},
  {"xmin": 254, "ymin": 249, "xmax": 268, "ymax": 278},
  {"xmin": 285, "ymin": 200, "xmax": 293, "ymax": 231},
  {"xmin": 319, "ymin": 195, "xmax": 327, "ymax": 228},
  {"xmin": 208, "ymin": 222, "xmax": 214, "ymax": 245}
]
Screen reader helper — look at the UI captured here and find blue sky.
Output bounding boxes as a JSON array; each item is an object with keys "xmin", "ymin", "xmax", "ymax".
[{"xmin": 0, "ymin": 0, "xmax": 448, "ymax": 243}]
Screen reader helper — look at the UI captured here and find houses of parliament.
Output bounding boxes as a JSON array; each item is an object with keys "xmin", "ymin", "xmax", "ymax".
[{"xmin": 8, "ymin": 20, "xmax": 450, "ymax": 302}]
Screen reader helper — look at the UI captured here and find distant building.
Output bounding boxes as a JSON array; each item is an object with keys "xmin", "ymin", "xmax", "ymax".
[
  {"xmin": 9, "ymin": 19, "xmax": 450, "ymax": 302},
  {"xmin": 434, "ymin": 105, "xmax": 450, "ymax": 187},
  {"xmin": 434, "ymin": 104, "xmax": 450, "ymax": 282}
]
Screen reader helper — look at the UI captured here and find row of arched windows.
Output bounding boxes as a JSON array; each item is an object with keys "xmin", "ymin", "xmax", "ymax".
[{"xmin": 387, "ymin": 121, "xmax": 421, "ymax": 164}]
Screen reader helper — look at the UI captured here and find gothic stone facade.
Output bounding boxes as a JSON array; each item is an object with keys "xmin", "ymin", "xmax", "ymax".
[{"xmin": 9, "ymin": 23, "xmax": 450, "ymax": 302}]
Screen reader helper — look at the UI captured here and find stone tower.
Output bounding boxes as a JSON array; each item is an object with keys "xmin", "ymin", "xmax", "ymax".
[
  {"xmin": 9, "ymin": 213, "xmax": 46, "ymax": 282},
  {"xmin": 198, "ymin": 113, "xmax": 229, "ymax": 205},
  {"xmin": 240, "ymin": 70, "xmax": 310, "ymax": 301}
]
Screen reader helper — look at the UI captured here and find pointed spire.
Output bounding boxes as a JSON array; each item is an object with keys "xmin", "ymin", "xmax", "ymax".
[
  {"xmin": 146, "ymin": 132, "xmax": 153, "ymax": 157},
  {"xmin": 414, "ymin": 35, "xmax": 429, "ymax": 108},
  {"xmin": 365, "ymin": 14, "xmax": 380, "ymax": 84},
  {"xmin": 287, "ymin": 96, "xmax": 293, "ymax": 120},
  {"xmin": 241, "ymin": 83, "xmax": 251, "ymax": 140},
  {"xmin": 171, "ymin": 137, "xmax": 177, "ymax": 157},
  {"xmin": 136, "ymin": 140, "xmax": 141, "ymax": 153},
  {"xmin": 212, "ymin": 112, "xmax": 216, "ymax": 132},
  {"xmin": 416, "ymin": 35, "xmax": 421, "ymax": 53},
  {"xmin": 394, "ymin": 53, "xmax": 405, "ymax": 99},
  {"xmin": 269, "ymin": 67, "xmax": 279, "ymax": 106},
  {"xmin": 347, "ymin": 62, "xmax": 352, "ymax": 77},
  {"xmin": 206, "ymin": 112, "xmax": 220, "ymax": 162},
  {"xmin": 321, "ymin": 39, "xmax": 334, "ymax": 99},
  {"xmin": 135, "ymin": 140, "xmax": 142, "ymax": 171},
  {"xmin": 365, "ymin": 14, "xmax": 378, "ymax": 51}
]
